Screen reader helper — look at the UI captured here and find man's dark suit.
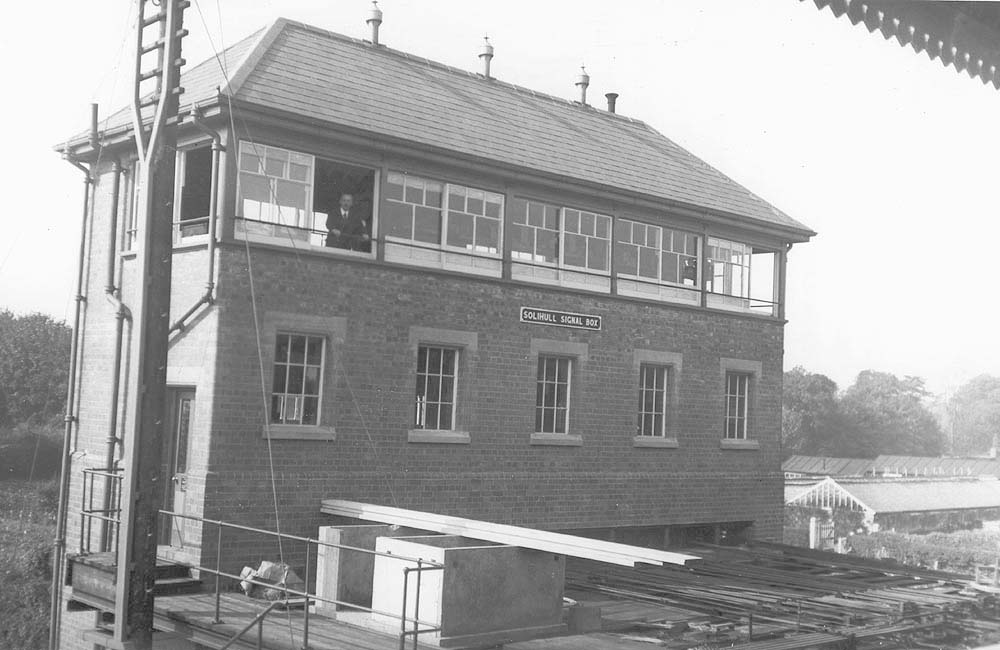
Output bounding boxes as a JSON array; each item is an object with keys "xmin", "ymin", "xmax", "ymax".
[{"xmin": 325, "ymin": 208, "xmax": 371, "ymax": 252}]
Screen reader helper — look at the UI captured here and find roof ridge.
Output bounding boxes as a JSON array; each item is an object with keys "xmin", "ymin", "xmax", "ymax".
[{"xmin": 272, "ymin": 17, "xmax": 649, "ymax": 128}]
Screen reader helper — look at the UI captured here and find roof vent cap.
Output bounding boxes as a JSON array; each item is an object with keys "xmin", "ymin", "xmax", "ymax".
[
  {"xmin": 479, "ymin": 36, "xmax": 494, "ymax": 78},
  {"xmin": 367, "ymin": 1, "xmax": 383, "ymax": 46},
  {"xmin": 575, "ymin": 66, "xmax": 590, "ymax": 104},
  {"xmin": 605, "ymin": 92, "xmax": 618, "ymax": 113}
]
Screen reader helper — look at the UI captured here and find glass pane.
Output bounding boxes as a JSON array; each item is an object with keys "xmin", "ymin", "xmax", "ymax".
[
  {"xmin": 536, "ymin": 381, "xmax": 545, "ymax": 408},
  {"xmin": 271, "ymin": 395, "xmax": 283, "ymax": 423},
  {"xmin": 544, "ymin": 382, "xmax": 556, "ymax": 408},
  {"xmin": 564, "ymin": 209, "xmax": 580, "ymax": 233},
  {"xmin": 535, "ymin": 407, "xmax": 544, "ymax": 432},
  {"xmin": 527, "ymin": 201, "xmax": 544, "ymax": 227},
  {"xmin": 653, "ymin": 413, "xmax": 663, "ymax": 436},
  {"xmin": 475, "ymin": 216, "xmax": 499, "ymax": 251},
  {"xmin": 638, "ymin": 247, "xmax": 659, "ymax": 279},
  {"xmin": 304, "ymin": 366, "xmax": 320, "ymax": 394},
  {"xmin": 382, "ymin": 201, "xmax": 413, "ymax": 239},
  {"xmin": 428, "ymin": 347, "xmax": 442, "ymax": 372},
  {"xmin": 303, "ymin": 397, "xmax": 318, "ymax": 425},
  {"xmin": 426, "ymin": 403, "xmax": 439, "ymax": 429},
  {"xmin": 511, "ymin": 199, "xmax": 527, "ymax": 225},
  {"xmin": 580, "ymin": 211, "xmax": 595, "ymax": 235},
  {"xmin": 287, "ymin": 366, "xmax": 304, "ymax": 393},
  {"xmin": 442, "ymin": 349, "xmax": 456, "ymax": 374},
  {"xmin": 289, "ymin": 336, "xmax": 306, "ymax": 363},
  {"xmin": 448, "ymin": 191, "xmax": 465, "ymax": 211},
  {"xmin": 405, "ymin": 184, "xmax": 423, "ymax": 204},
  {"xmin": 439, "ymin": 404, "xmax": 453, "ymax": 430},
  {"xmin": 289, "ymin": 162, "xmax": 310, "ymax": 182},
  {"xmin": 467, "ymin": 195, "xmax": 483, "ymax": 215},
  {"xmin": 386, "ymin": 174, "xmax": 404, "ymax": 200},
  {"xmin": 272, "ymin": 365, "xmax": 287, "ymax": 393},
  {"xmin": 536, "ymin": 359, "xmax": 546, "ymax": 381},
  {"xmin": 239, "ymin": 173, "xmax": 270, "ymax": 203},
  {"xmin": 511, "ymin": 224, "xmax": 534, "ymax": 256},
  {"xmin": 413, "ymin": 206, "xmax": 441, "ymax": 243},
  {"xmin": 417, "ymin": 346, "xmax": 427, "ymax": 373},
  {"xmin": 662, "ymin": 252, "xmax": 679, "ymax": 283},
  {"xmin": 542, "ymin": 409, "xmax": 554, "ymax": 433},
  {"xmin": 556, "ymin": 381, "xmax": 567, "ymax": 408},
  {"xmin": 557, "ymin": 358, "xmax": 569, "ymax": 382},
  {"xmin": 484, "ymin": 199, "xmax": 501, "ymax": 219},
  {"xmin": 274, "ymin": 335, "xmax": 290, "ymax": 362},
  {"xmin": 632, "ymin": 222, "xmax": 645, "ymax": 246},
  {"xmin": 416, "ymin": 375, "xmax": 426, "ymax": 399},
  {"xmin": 616, "ymin": 242, "xmax": 637, "ymax": 275},
  {"xmin": 425, "ymin": 182, "xmax": 443, "ymax": 207},
  {"xmin": 536, "ymin": 229, "xmax": 558, "ymax": 262},
  {"xmin": 543, "ymin": 358, "xmax": 556, "ymax": 381},
  {"xmin": 265, "ymin": 156, "xmax": 285, "ymax": 177},
  {"xmin": 306, "ymin": 337, "xmax": 323, "ymax": 365},
  {"xmin": 596, "ymin": 216, "xmax": 610, "ymax": 239},
  {"xmin": 240, "ymin": 152, "xmax": 261, "ymax": 172},
  {"xmin": 588, "ymin": 237, "xmax": 608, "ymax": 271},
  {"xmin": 275, "ymin": 179, "xmax": 307, "ymax": 210},
  {"xmin": 428, "ymin": 375, "xmax": 441, "ymax": 401},
  {"xmin": 440, "ymin": 377, "xmax": 454, "ymax": 403},
  {"xmin": 564, "ymin": 233, "xmax": 587, "ymax": 267},
  {"xmin": 446, "ymin": 212, "xmax": 474, "ymax": 248}
]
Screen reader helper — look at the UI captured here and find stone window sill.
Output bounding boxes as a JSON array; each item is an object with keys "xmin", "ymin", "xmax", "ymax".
[
  {"xmin": 264, "ymin": 425, "xmax": 336, "ymax": 441},
  {"xmin": 633, "ymin": 436, "xmax": 679, "ymax": 448},
  {"xmin": 530, "ymin": 433, "xmax": 583, "ymax": 446},
  {"xmin": 720, "ymin": 438, "xmax": 760, "ymax": 450},
  {"xmin": 407, "ymin": 429, "xmax": 470, "ymax": 444}
]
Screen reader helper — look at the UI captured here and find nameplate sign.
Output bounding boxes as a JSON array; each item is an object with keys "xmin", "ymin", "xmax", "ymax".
[{"xmin": 519, "ymin": 307, "xmax": 602, "ymax": 331}]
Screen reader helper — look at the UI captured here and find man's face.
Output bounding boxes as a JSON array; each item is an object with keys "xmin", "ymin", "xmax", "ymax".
[{"xmin": 339, "ymin": 194, "xmax": 354, "ymax": 212}]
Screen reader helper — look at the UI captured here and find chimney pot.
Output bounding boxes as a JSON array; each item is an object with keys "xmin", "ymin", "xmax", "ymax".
[
  {"xmin": 605, "ymin": 92, "xmax": 618, "ymax": 113},
  {"xmin": 479, "ymin": 36, "xmax": 494, "ymax": 78},
  {"xmin": 575, "ymin": 66, "xmax": 590, "ymax": 104},
  {"xmin": 367, "ymin": 1, "xmax": 383, "ymax": 46}
]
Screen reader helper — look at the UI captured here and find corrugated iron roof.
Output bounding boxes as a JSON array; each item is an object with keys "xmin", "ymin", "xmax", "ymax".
[{"xmin": 81, "ymin": 18, "xmax": 814, "ymax": 238}]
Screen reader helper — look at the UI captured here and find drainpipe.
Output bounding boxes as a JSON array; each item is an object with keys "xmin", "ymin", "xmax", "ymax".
[
  {"xmin": 169, "ymin": 106, "xmax": 220, "ymax": 333},
  {"xmin": 49, "ymin": 150, "xmax": 93, "ymax": 650},
  {"xmin": 100, "ymin": 161, "xmax": 131, "ymax": 551}
]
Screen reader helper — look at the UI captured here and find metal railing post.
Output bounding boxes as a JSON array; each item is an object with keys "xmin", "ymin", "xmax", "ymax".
[
  {"xmin": 257, "ymin": 615, "xmax": 264, "ymax": 650},
  {"xmin": 399, "ymin": 567, "xmax": 411, "ymax": 650},
  {"xmin": 214, "ymin": 523, "xmax": 223, "ymax": 624},
  {"xmin": 302, "ymin": 540, "xmax": 311, "ymax": 650},
  {"xmin": 413, "ymin": 560, "xmax": 422, "ymax": 650}
]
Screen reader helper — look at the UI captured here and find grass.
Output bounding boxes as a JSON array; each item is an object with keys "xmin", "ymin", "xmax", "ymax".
[{"xmin": 0, "ymin": 479, "xmax": 58, "ymax": 650}]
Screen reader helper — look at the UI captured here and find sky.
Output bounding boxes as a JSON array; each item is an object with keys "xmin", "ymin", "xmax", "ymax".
[{"xmin": 1, "ymin": 1, "xmax": 997, "ymax": 397}]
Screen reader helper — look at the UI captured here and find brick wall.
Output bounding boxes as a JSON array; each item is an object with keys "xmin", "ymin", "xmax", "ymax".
[{"xmin": 201, "ymin": 243, "xmax": 785, "ymax": 572}]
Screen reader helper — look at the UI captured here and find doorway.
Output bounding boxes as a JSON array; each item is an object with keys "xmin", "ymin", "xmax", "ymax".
[{"xmin": 160, "ymin": 388, "xmax": 195, "ymax": 546}]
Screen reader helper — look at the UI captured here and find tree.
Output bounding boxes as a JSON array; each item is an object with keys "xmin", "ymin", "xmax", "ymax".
[
  {"xmin": 840, "ymin": 371, "xmax": 945, "ymax": 457},
  {"xmin": 0, "ymin": 310, "xmax": 71, "ymax": 428},
  {"xmin": 782, "ymin": 367, "xmax": 857, "ymax": 457},
  {"xmin": 947, "ymin": 375, "xmax": 1000, "ymax": 456}
]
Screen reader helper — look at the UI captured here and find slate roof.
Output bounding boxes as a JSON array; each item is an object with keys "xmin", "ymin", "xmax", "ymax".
[
  {"xmin": 782, "ymin": 455, "xmax": 874, "ymax": 476},
  {"xmin": 84, "ymin": 18, "xmax": 813, "ymax": 239}
]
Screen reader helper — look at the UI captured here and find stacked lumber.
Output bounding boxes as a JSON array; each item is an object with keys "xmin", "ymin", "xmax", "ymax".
[{"xmin": 320, "ymin": 499, "xmax": 699, "ymax": 567}]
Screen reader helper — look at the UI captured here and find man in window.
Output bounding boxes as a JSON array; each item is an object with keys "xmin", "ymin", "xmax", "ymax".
[{"xmin": 325, "ymin": 192, "xmax": 371, "ymax": 252}]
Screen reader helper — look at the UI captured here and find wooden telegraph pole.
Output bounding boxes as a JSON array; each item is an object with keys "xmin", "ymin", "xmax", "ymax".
[{"xmin": 114, "ymin": 1, "xmax": 186, "ymax": 647}]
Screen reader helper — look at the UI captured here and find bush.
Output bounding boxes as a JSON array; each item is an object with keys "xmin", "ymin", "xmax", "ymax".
[
  {"xmin": 0, "ymin": 423, "xmax": 63, "ymax": 481},
  {"xmin": 848, "ymin": 529, "xmax": 1000, "ymax": 573},
  {"xmin": 0, "ymin": 480, "xmax": 58, "ymax": 650}
]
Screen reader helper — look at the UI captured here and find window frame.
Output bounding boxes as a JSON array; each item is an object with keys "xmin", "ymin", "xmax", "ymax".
[
  {"xmin": 637, "ymin": 363, "xmax": 669, "ymax": 438},
  {"xmin": 534, "ymin": 355, "xmax": 573, "ymax": 435},
  {"xmin": 632, "ymin": 350, "xmax": 682, "ymax": 448},
  {"xmin": 719, "ymin": 358, "xmax": 762, "ymax": 449},
  {"xmin": 270, "ymin": 332, "xmax": 327, "ymax": 427},
  {"xmin": 413, "ymin": 344, "xmax": 460, "ymax": 432},
  {"xmin": 615, "ymin": 218, "xmax": 701, "ymax": 289},
  {"xmin": 406, "ymin": 327, "xmax": 477, "ymax": 444},
  {"xmin": 528, "ymin": 339, "xmax": 587, "ymax": 446}
]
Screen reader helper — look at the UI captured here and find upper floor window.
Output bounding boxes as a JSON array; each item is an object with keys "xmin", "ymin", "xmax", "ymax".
[
  {"xmin": 615, "ymin": 220, "xmax": 699, "ymax": 286},
  {"xmin": 271, "ymin": 333, "xmax": 325, "ymax": 426},
  {"xmin": 383, "ymin": 172, "xmax": 503, "ymax": 276},
  {"xmin": 236, "ymin": 142, "xmax": 375, "ymax": 254},
  {"xmin": 176, "ymin": 145, "xmax": 213, "ymax": 239},
  {"xmin": 511, "ymin": 199, "xmax": 611, "ymax": 291},
  {"xmin": 706, "ymin": 237, "xmax": 780, "ymax": 315}
]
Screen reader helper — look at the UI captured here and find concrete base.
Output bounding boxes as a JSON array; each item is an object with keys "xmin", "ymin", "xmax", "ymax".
[
  {"xmin": 315, "ymin": 524, "xmax": 427, "ymax": 615},
  {"xmin": 371, "ymin": 535, "xmax": 566, "ymax": 647}
]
